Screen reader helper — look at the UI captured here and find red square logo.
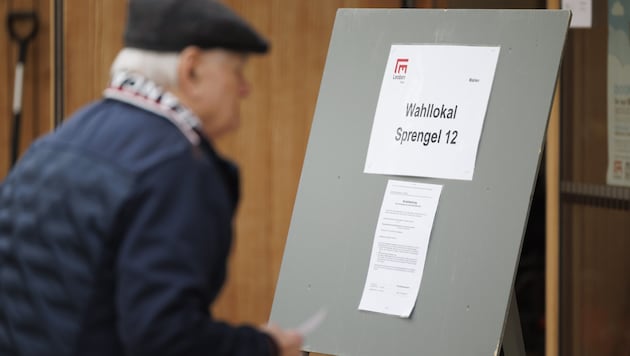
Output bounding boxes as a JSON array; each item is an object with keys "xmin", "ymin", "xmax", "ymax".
[{"xmin": 394, "ymin": 58, "xmax": 409, "ymax": 74}]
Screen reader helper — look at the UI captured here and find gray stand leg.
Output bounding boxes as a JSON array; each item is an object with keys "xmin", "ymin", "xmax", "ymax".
[
  {"xmin": 501, "ymin": 288, "xmax": 526, "ymax": 356},
  {"xmin": 301, "ymin": 352, "xmax": 310, "ymax": 356}
]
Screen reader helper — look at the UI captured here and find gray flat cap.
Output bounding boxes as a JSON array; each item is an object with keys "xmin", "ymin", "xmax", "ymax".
[{"xmin": 124, "ymin": 0, "xmax": 269, "ymax": 53}]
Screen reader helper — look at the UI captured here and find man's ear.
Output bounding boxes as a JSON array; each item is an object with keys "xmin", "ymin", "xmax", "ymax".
[{"xmin": 177, "ymin": 46, "xmax": 202, "ymax": 93}]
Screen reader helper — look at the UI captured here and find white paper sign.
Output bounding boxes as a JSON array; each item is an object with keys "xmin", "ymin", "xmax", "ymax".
[
  {"xmin": 607, "ymin": 0, "xmax": 630, "ymax": 186},
  {"xmin": 364, "ymin": 45, "xmax": 500, "ymax": 180},
  {"xmin": 358, "ymin": 180, "xmax": 442, "ymax": 317}
]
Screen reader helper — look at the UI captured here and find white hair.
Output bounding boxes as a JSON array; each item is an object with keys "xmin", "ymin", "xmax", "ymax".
[{"xmin": 110, "ymin": 48, "xmax": 180, "ymax": 88}]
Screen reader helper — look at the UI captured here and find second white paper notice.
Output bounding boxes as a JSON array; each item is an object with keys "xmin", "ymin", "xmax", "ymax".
[
  {"xmin": 364, "ymin": 44, "xmax": 500, "ymax": 180},
  {"xmin": 358, "ymin": 179, "xmax": 442, "ymax": 317}
]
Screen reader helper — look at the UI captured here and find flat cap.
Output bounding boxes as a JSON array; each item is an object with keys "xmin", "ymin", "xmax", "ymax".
[{"xmin": 124, "ymin": 0, "xmax": 269, "ymax": 53}]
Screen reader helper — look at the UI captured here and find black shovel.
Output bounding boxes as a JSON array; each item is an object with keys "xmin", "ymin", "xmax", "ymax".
[{"xmin": 7, "ymin": 11, "xmax": 38, "ymax": 167}]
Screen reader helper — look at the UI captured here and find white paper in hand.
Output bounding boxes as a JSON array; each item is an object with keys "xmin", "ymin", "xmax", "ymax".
[{"xmin": 295, "ymin": 308, "xmax": 327, "ymax": 336}]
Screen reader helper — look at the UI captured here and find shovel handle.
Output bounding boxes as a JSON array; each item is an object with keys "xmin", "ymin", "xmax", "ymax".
[
  {"xmin": 7, "ymin": 11, "xmax": 39, "ymax": 43},
  {"xmin": 7, "ymin": 11, "xmax": 38, "ymax": 62},
  {"xmin": 11, "ymin": 112, "xmax": 21, "ymax": 167},
  {"xmin": 7, "ymin": 11, "xmax": 37, "ymax": 168}
]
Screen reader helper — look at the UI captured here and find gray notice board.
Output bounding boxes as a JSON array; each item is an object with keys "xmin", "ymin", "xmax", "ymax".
[{"xmin": 270, "ymin": 9, "xmax": 569, "ymax": 356}]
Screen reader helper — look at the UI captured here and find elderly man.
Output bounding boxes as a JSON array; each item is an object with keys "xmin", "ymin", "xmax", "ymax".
[{"xmin": 0, "ymin": 0, "xmax": 302, "ymax": 355}]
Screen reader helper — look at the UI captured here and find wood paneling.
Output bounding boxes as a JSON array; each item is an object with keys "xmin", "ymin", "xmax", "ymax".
[
  {"xmin": 0, "ymin": 0, "xmax": 51, "ymax": 178},
  {"xmin": 63, "ymin": 0, "xmax": 126, "ymax": 116}
]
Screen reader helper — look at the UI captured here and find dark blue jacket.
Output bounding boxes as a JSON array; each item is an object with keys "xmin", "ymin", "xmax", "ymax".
[{"xmin": 0, "ymin": 99, "xmax": 276, "ymax": 356}]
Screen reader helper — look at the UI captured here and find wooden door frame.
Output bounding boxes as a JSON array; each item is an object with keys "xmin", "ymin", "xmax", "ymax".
[{"xmin": 545, "ymin": 1, "xmax": 560, "ymax": 356}]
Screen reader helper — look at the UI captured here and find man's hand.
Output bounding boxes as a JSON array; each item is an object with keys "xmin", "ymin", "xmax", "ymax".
[{"xmin": 259, "ymin": 323, "xmax": 304, "ymax": 356}]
